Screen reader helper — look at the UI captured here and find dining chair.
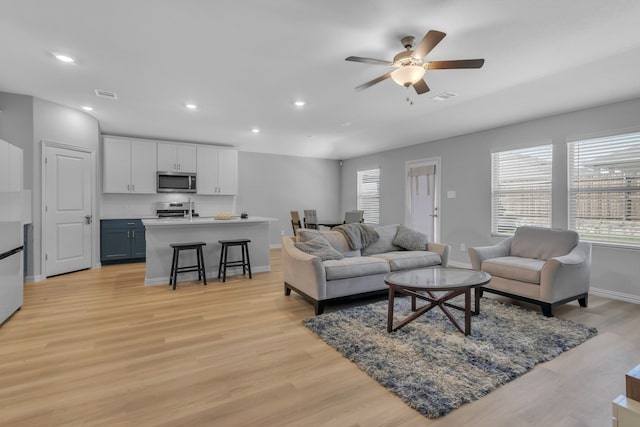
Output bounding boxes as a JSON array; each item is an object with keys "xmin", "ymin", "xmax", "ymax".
[
  {"xmin": 303, "ymin": 209, "xmax": 319, "ymax": 230},
  {"xmin": 290, "ymin": 211, "xmax": 302, "ymax": 234},
  {"xmin": 344, "ymin": 210, "xmax": 365, "ymax": 224}
]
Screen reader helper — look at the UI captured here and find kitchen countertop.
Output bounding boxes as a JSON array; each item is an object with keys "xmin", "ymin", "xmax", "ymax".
[{"xmin": 142, "ymin": 216, "xmax": 276, "ymax": 227}]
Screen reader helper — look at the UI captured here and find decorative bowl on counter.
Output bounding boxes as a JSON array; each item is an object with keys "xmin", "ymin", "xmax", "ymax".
[{"xmin": 214, "ymin": 213, "xmax": 235, "ymax": 220}]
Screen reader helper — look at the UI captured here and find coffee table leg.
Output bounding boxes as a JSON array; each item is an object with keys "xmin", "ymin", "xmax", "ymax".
[
  {"xmin": 465, "ymin": 289, "xmax": 471, "ymax": 336},
  {"xmin": 474, "ymin": 287, "xmax": 480, "ymax": 315},
  {"xmin": 387, "ymin": 287, "xmax": 395, "ymax": 333}
]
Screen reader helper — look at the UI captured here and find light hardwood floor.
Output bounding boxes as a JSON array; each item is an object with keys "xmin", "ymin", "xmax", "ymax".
[{"xmin": 1, "ymin": 249, "xmax": 639, "ymax": 426}]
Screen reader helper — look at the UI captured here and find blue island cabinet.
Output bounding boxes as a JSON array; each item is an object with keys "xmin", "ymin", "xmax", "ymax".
[{"xmin": 100, "ymin": 219, "xmax": 146, "ymax": 264}]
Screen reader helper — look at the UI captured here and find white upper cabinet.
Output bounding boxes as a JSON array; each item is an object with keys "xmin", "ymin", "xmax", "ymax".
[
  {"xmin": 103, "ymin": 137, "xmax": 157, "ymax": 194},
  {"xmin": 157, "ymin": 142, "xmax": 196, "ymax": 173},
  {"xmin": 196, "ymin": 146, "xmax": 238, "ymax": 195}
]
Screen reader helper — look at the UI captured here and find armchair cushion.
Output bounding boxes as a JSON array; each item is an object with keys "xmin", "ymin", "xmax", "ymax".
[
  {"xmin": 510, "ymin": 226, "xmax": 579, "ymax": 260},
  {"xmin": 482, "ymin": 256, "xmax": 545, "ymax": 284}
]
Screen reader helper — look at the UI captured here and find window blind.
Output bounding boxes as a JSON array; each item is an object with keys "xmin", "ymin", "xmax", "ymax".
[
  {"xmin": 568, "ymin": 132, "xmax": 640, "ymax": 246},
  {"xmin": 357, "ymin": 168, "xmax": 380, "ymax": 225},
  {"xmin": 491, "ymin": 144, "xmax": 553, "ymax": 234}
]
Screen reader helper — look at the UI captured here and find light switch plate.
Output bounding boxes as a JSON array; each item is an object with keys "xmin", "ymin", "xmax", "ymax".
[{"xmin": 447, "ymin": 190, "xmax": 457, "ymax": 199}]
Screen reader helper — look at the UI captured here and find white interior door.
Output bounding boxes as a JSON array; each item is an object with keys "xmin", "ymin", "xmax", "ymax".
[
  {"xmin": 405, "ymin": 158, "xmax": 441, "ymax": 242},
  {"xmin": 44, "ymin": 145, "xmax": 92, "ymax": 276}
]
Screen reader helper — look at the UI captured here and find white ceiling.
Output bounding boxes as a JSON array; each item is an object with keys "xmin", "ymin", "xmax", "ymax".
[{"xmin": 2, "ymin": 1, "xmax": 640, "ymax": 160}]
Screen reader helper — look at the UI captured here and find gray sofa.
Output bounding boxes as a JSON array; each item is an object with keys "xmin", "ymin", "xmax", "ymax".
[
  {"xmin": 468, "ymin": 226, "xmax": 592, "ymax": 317},
  {"xmin": 282, "ymin": 224, "xmax": 450, "ymax": 314}
]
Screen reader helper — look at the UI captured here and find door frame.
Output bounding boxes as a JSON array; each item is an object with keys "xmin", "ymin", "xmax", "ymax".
[
  {"xmin": 404, "ymin": 157, "xmax": 441, "ymax": 242},
  {"xmin": 41, "ymin": 140, "xmax": 98, "ymax": 277}
]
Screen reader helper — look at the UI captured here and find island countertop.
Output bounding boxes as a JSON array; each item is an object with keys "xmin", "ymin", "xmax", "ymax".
[{"xmin": 142, "ymin": 216, "xmax": 276, "ymax": 227}]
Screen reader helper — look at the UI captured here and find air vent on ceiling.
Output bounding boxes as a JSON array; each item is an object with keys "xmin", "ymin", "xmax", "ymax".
[
  {"xmin": 433, "ymin": 91, "xmax": 457, "ymax": 101},
  {"xmin": 94, "ymin": 89, "xmax": 118, "ymax": 99}
]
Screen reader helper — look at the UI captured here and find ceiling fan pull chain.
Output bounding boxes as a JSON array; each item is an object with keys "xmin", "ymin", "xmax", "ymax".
[{"xmin": 405, "ymin": 87, "xmax": 414, "ymax": 106}]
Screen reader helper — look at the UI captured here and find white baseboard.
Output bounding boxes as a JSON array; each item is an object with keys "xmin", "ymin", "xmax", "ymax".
[
  {"xmin": 269, "ymin": 244, "xmax": 282, "ymax": 249},
  {"xmin": 24, "ymin": 274, "xmax": 46, "ymax": 283},
  {"xmin": 448, "ymin": 261, "xmax": 472, "ymax": 269},
  {"xmin": 589, "ymin": 287, "xmax": 640, "ymax": 305}
]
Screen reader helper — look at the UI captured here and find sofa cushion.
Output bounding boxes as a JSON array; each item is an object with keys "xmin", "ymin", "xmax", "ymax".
[
  {"xmin": 361, "ymin": 224, "xmax": 402, "ymax": 255},
  {"xmin": 482, "ymin": 256, "xmax": 545, "ymax": 284},
  {"xmin": 371, "ymin": 251, "xmax": 442, "ymax": 271},
  {"xmin": 510, "ymin": 226, "xmax": 579, "ymax": 260},
  {"xmin": 294, "ymin": 237, "xmax": 345, "ymax": 261},
  {"xmin": 392, "ymin": 225, "xmax": 429, "ymax": 251},
  {"xmin": 297, "ymin": 229, "xmax": 360, "ymax": 257},
  {"xmin": 323, "ymin": 256, "xmax": 391, "ymax": 281}
]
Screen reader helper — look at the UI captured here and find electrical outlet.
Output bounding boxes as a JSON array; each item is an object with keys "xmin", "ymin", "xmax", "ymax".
[
  {"xmin": 281, "ymin": 229, "xmax": 285, "ymax": 236},
  {"xmin": 460, "ymin": 243, "xmax": 466, "ymax": 251}
]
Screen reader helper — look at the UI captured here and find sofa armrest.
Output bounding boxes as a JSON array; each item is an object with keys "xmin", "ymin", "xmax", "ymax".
[
  {"xmin": 467, "ymin": 237, "xmax": 513, "ymax": 270},
  {"xmin": 281, "ymin": 236, "xmax": 328, "ymax": 300},
  {"xmin": 427, "ymin": 242, "xmax": 451, "ymax": 267},
  {"xmin": 540, "ymin": 241, "xmax": 592, "ymax": 303}
]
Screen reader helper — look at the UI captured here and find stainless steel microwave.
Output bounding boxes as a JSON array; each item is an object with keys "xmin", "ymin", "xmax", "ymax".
[{"xmin": 157, "ymin": 171, "xmax": 197, "ymax": 193}]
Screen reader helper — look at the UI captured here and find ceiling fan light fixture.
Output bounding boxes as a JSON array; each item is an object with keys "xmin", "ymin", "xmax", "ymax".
[{"xmin": 390, "ymin": 65, "xmax": 425, "ymax": 87}]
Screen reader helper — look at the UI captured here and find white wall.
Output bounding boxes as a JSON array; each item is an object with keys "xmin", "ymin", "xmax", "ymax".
[
  {"xmin": 341, "ymin": 97, "xmax": 640, "ymax": 302},
  {"xmin": 236, "ymin": 152, "xmax": 341, "ymax": 247}
]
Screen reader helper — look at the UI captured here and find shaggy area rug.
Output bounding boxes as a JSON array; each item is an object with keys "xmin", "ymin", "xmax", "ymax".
[{"xmin": 303, "ymin": 296, "xmax": 597, "ymax": 419}]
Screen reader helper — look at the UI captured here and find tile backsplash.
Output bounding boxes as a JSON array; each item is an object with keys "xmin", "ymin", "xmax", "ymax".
[{"xmin": 101, "ymin": 193, "xmax": 236, "ymax": 219}]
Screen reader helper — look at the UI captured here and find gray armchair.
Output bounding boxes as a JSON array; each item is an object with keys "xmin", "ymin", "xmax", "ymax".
[{"xmin": 468, "ymin": 226, "xmax": 591, "ymax": 317}]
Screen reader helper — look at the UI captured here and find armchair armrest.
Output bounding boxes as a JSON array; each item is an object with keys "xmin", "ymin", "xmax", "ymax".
[
  {"xmin": 281, "ymin": 237, "xmax": 327, "ymax": 300},
  {"xmin": 427, "ymin": 242, "xmax": 451, "ymax": 267},
  {"xmin": 540, "ymin": 241, "xmax": 592, "ymax": 303},
  {"xmin": 467, "ymin": 237, "xmax": 513, "ymax": 270}
]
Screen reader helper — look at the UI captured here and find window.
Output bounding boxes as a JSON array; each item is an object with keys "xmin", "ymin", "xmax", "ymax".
[
  {"xmin": 491, "ymin": 144, "xmax": 553, "ymax": 234},
  {"xmin": 568, "ymin": 132, "xmax": 640, "ymax": 246},
  {"xmin": 357, "ymin": 168, "xmax": 380, "ymax": 225}
]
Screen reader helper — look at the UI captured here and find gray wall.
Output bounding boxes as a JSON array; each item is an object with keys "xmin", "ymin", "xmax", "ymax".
[
  {"xmin": 0, "ymin": 92, "xmax": 100, "ymax": 280},
  {"xmin": 237, "ymin": 152, "xmax": 341, "ymax": 246},
  {"xmin": 341, "ymin": 97, "xmax": 640, "ymax": 302}
]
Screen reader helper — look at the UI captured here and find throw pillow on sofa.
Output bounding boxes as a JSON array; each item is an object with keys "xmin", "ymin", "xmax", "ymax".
[
  {"xmin": 294, "ymin": 237, "xmax": 345, "ymax": 261},
  {"xmin": 392, "ymin": 224, "xmax": 429, "ymax": 251}
]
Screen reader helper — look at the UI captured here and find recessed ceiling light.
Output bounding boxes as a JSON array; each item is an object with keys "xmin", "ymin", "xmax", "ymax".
[
  {"xmin": 251, "ymin": 128, "xmax": 260, "ymax": 133},
  {"xmin": 94, "ymin": 89, "xmax": 117, "ymax": 99},
  {"xmin": 81, "ymin": 106, "xmax": 93, "ymax": 111},
  {"xmin": 294, "ymin": 101, "xmax": 305, "ymax": 107},
  {"xmin": 185, "ymin": 103, "xmax": 198, "ymax": 110},
  {"xmin": 54, "ymin": 54, "xmax": 75, "ymax": 63},
  {"xmin": 433, "ymin": 91, "xmax": 457, "ymax": 101}
]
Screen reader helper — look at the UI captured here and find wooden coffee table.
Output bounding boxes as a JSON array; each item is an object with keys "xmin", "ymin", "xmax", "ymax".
[{"xmin": 384, "ymin": 267, "xmax": 491, "ymax": 335}]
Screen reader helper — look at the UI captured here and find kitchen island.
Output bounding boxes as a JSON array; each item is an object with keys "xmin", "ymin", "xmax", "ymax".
[{"xmin": 142, "ymin": 216, "xmax": 275, "ymax": 286}]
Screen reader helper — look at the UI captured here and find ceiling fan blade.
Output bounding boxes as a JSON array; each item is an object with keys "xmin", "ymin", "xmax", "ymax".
[
  {"xmin": 426, "ymin": 59, "xmax": 485, "ymax": 69},
  {"xmin": 345, "ymin": 56, "xmax": 392, "ymax": 66},
  {"xmin": 413, "ymin": 79, "xmax": 430, "ymax": 94},
  {"xmin": 412, "ymin": 30, "xmax": 446, "ymax": 59},
  {"xmin": 355, "ymin": 73, "xmax": 391, "ymax": 91}
]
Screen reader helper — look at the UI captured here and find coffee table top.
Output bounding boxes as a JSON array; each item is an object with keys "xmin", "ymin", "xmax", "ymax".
[{"xmin": 384, "ymin": 267, "xmax": 491, "ymax": 291}]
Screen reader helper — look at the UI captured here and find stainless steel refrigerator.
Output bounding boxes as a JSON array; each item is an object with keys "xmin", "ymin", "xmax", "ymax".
[{"xmin": 0, "ymin": 138, "xmax": 24, "ymax": 325}]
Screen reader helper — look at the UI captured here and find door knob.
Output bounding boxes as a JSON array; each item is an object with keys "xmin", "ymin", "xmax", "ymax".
[{"xmin": 85, "ymin": 214, "xmax": 93, "ymax": 224}]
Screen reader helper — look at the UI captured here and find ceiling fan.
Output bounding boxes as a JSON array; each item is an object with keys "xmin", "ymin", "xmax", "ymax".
[{"xmin": 345, "ymin": 30, "xmax": 485, "ymax": 95}]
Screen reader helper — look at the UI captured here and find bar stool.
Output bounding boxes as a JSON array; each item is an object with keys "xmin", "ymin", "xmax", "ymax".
[
  {"xmin": 169, "ymin": 242, "xmax": 207, "ymax": 290},
  {"xmin": 218, "ymin": 239, "xmax": 252, "ymax": 282}
]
